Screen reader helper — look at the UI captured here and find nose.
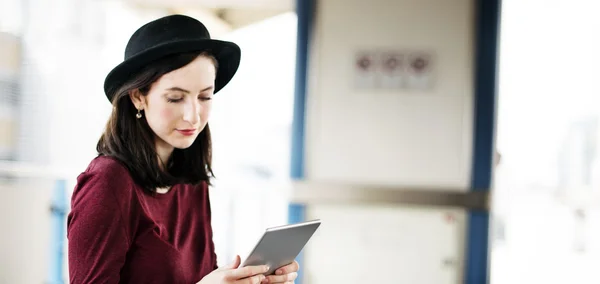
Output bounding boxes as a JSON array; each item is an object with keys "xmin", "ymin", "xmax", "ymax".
[{"xmin": 183, "ymin": 100, "xmax": 200, "ymax": 126}]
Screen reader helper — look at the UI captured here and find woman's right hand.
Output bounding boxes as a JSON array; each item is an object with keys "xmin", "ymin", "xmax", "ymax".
[{"xmin": 198, "ymin": 255, "xmax": 269, "ymax": 284}]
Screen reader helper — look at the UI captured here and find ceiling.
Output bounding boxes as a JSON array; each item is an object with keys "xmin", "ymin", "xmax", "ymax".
[
  {"xmin": 126, "ymin": 0, "xmax": 293, "ymax": 10},
  {"xmin": 125, "ymin": 0, "xmax": 294, "ymax": 34}
]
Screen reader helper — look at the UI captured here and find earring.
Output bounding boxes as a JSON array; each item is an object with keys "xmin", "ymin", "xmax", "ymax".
[{"xmin": 136, "ymin": 109, "xmax": 142, "ymax": 119}]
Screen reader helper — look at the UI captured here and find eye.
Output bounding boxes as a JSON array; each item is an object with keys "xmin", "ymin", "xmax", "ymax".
[
  {"xmin": 167, "ymin": 97, "xmax": 183, "ymax": 103},
  {"xmin": 198, "ymin": 95, "xmax": 212, "ymax": 101}
]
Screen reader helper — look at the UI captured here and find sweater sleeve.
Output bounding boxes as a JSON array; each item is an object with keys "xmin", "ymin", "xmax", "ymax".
[{"xmin": 67, "ymin": 159, "xmax": 137, "ymax": 284}]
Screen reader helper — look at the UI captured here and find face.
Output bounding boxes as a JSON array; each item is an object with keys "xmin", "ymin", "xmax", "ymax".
[{"xmin": 130, "ymin": 55, "xmax": 216, "ymax": 160}]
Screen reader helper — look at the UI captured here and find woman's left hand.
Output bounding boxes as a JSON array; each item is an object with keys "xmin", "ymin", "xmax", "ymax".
[{"xmin": 262, "ymin": 260, "xmax": 299, "ymax": 283}]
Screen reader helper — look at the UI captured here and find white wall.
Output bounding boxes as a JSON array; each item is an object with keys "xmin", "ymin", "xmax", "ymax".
[
  {"xmin": 306, "ymin": 0, "xmax": 474, "ymax": 189},
  {"xmin": 301, "ymin": 0, "xmax": 475, "ymax": 283},
  {"xmin": 0, "ymin": 180, "xmax": 55, "ymax": 284},
  {"xmin": 305, "ymin": 204, "xmax": 466, "ymax": 284}
]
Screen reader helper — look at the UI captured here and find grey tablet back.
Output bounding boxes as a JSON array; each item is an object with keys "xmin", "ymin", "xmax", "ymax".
[{"xmin": 241, "ymin": 219, "xmax": 321, "ymax": 275}]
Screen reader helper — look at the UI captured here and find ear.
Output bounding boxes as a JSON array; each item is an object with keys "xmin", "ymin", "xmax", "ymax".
[{"xmin": 128, "ymin": 89, "xmax": 146, "ymax": 110}]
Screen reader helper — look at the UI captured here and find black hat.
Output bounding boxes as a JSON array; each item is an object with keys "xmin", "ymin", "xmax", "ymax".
[{"xmin": 103, "ymin": 14, "xmax": 241, "ymax": 102}]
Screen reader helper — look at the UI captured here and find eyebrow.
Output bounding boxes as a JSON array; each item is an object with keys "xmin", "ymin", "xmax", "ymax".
[{"xmin": 166, "ymin": 86, "xmax": 214, "ymax": 93}]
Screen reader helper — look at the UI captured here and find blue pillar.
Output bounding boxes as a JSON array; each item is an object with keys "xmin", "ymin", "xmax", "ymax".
[
  {"xmin": 48, "ymin": 179, "xmax": 68, "ymax": 284},
  {"xmin": 287, "ymin": 203, "xmax": 307, "ymax": 283},
  {"xmin": 465, "ymin": 0, "xmax": 501, "ymax": 284},
  {"xmin": 288, "ymin": 0, "xmax": 315, "ymax": 283}
]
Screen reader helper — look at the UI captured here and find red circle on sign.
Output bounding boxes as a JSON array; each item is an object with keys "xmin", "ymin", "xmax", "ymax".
[
  {"xmin": 357, "ymin": 56, "xmax": 371, "ymax": 70},
  {"xmin": 385, "ymin": 57, "xmax": 399, "ymax": 71},
  {"xmin": 411, "ymin": 57, "xmax": 428, "ymax": 72}
]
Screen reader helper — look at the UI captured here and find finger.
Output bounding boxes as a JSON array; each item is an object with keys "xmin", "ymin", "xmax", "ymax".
[
  {"xmin": 222, "ymin": 255, "xmax": 241, "ymax": 270},
  {"xmin": 226, "ymin": 265, "xmax": 269, "ymax": 280},
  {"xmin": 275, "ymin": 261, "xmax": 299, "ymax": 275},
  {"xmin": 237, "ymin": 274, "xmax": 266, "ymax": 284},
  {"xmin": 265, "ymin": 272, "xmax": 297, "ymax": 283}
]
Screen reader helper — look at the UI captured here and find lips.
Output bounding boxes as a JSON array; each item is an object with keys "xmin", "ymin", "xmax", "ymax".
[{"xmin": 176, "ymin": 129, "xmax": 196, "ymax": 136}]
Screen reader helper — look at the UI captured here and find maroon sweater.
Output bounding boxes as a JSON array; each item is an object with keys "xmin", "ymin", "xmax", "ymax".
[{"xmin": 67, "ymin": 156, "xmax": 217, "ymax": 284}]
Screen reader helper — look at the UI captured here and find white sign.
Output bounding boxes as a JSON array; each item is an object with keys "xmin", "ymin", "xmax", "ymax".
[
  {"xmin": 352, "ymin": 49, "xmax": 435, "ymax": 91},
  {"xmin": 406, "ymin": 52, "xmax": 434, "ymax": 90},
  {"xmin": 379, "ymin": 52, "xmax": 405, "ymax": 89},
  {"xmin": 353, "ymin": 51, "xmax": 378, "ymax": 89}
]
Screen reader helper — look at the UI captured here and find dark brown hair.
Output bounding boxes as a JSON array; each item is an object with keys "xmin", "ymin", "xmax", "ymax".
[{"xmin": 97, "ymin": 51, "xmax": 218, "ymax": 193}]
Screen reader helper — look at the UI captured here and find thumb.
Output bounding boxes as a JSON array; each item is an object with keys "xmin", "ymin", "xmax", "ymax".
[{"xmin": 224, "ymin": 255, "xmax": 241, "ymax": 269}]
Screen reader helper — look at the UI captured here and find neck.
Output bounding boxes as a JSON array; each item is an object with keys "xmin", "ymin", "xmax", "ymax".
[{"xmin": 155, "ymin": 139, "xmax": 174, "ymax": 169}]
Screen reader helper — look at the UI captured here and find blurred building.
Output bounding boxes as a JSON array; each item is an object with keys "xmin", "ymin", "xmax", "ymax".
[
  {"xmin": 557, "ymin": 116, "xmax": 600, "ymax": 252},
  {"xmin": 0, "ymin": 32, "xmax": 20, "ymax": 161},
  {"xmin": 558, "ymin": 117, "xmax": 598, "ymax": 189},
  {"xmin": 557, "ymin": 116, "xmax": 600, "ymax": 205}
]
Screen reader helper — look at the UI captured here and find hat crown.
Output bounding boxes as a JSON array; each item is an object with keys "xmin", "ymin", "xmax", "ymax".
[{"xmin": 124, "ymin": 15, "xmax": 211, "ymax": 60}]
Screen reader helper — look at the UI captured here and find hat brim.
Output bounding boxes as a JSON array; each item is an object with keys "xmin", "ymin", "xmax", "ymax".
[{"xmin": 103, "ymin": 39, "xmax": 241, "ymax": 102}]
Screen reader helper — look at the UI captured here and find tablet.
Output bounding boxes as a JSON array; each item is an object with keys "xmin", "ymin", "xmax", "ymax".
[{"xmin": 241, "ymin": 219, "xmax": 321, "ymax": 275}]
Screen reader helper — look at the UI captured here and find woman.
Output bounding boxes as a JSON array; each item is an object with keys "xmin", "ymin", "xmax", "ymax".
[{"xmin": 67, "ymin": 14, "xmax": 299, "ymax": 284}]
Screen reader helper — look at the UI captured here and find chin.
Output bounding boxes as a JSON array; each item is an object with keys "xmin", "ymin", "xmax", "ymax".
[{"xmin": 170, "ymin": 138, "xmax": 197, "ymax": 149}]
